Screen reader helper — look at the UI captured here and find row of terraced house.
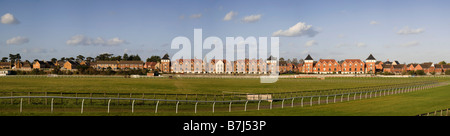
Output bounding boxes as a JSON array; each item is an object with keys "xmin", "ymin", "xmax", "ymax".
[{"xmin": 2, "ymin": 54, "xmax": 449, "ymax": 75}]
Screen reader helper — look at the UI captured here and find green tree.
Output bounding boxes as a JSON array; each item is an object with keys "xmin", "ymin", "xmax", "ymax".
[
  {"xmin": 1, "ymin": 57, "xmax": 8, "ymax": 62},
  {"xmin": 134, "ymin": 54, "xmax": 141, "ymax": 61},
  {"xmin": 147, "ymin": 55, "xmax": 161, "ymax": 62},
  {"xmin": 51, "ymin": 58, "xmax": 57, "ymax": 63},
  {"xmin": 9, "ymin": 54, "xmax": 16, "ymax": 63},
  {"xmin": 407, "ymin": 71, "xmax": 415, "ymax": 75},
  {"xmin": 123, "ymin": 53, "xmax": 129, "ymax": 60},
  {"xmin": 76, "ymin": 55, "xmax": 85, "ymax": 62},
  {"xmin": 415, "ymin": 70, "xmax": 425, "ymax": 75},
  {"xmin": 438, "ymin": 61, "xmax": 446, "ymax": 65}
]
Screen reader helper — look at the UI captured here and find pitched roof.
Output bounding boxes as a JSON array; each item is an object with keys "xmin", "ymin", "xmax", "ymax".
[
  {"xmin": 305, "ymin": 54, "xmax": 313, "ymax": 60},
  {"xmin": 66, "ymin": 60, "xmax": 79, "ymax": 65},
  {"xmin": 419, "ymin": 63, "xmax": 431, "ymax": 68},
  {"xmin": 0, "ymin": 62, "xmax": 10, "ymax": 66},
  {"xmin": 407, "ymin": 63, "xmax": 418, "ymax": 67},
  {"xmin": 344, "ymin": 59, "xmax": 363, "ymax": 63},
  {"xmin": 119, "ymin": 61, "xmax": 144, "ymax": 64},
  {"xmin": 318, "ymin": 59, "xmax": 337, "ymax": 64},
  {"xmin": 366, "ymin": 54, "xmax": 376, "ymax": 60},
  {"xmin": 382, "ymin": 64, "xmax": 392, "ymax": 68},
  {"xmin": 162, "ymin": 55, "xmax": 170, "ymax": 59},
  {"xmin": 393, "ymin": 64, "xmax": 405, "ymax": 69},
  {"xmin": 434, "ymin": 64, "xmax": 442, "ymax": 68},
  {"xmin": 96, "ymin": 61, "xmax": 118, "ymax": 64}
]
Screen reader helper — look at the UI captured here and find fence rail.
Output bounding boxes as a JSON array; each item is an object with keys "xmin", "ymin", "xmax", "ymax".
[
  {"xmin": 0, "ymin": 81, "xmax": 445, "ymax": 115},
  {"xmin": 417, "ymin": 108, "xmax": 449, "ymax": 116}
]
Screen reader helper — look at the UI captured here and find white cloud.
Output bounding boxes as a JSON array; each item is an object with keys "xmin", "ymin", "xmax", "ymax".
[
  {"xmin": 66, "ymin": 35, "xmax": 128, "ymax": 46},
  {"xmin": 6, "ymin": 36, "xmax": 29, "ymax": 45},
  {"xmin": 356, "ymin": 42, "xmax": 366, "ymax": 47},
  {"xmin": 397, "ymin": 27, "xmax": 425, "ymax": 35},
  {"xmin": 190, "ymin": 14, "xmax": 202, "ymax": 19},
  {"xmin": 370, "ymin": 21, "xmax": 379, "ymax": 25},
  {"xmin": 22, "ymin": 48, "xmax": 47, "ymax": 53},
  {"xmin": 241, "ymin": 14, "xmax": 261, "ymax": 23},
  {"xmin": 336, "ymin": 42, "xmax": 366, "ymax": 48},
  {"xmin": 305, "ymin": 40, "xmax": 317, "ymax": 47},
  {"xmin": 272, "ymin": 22, "xmax": 319, "ymax": 37},
  {"xmin": 337, "ymin": 34, "xmax": 345, "ymax": 38},
  {"xmin": 1, "ymin": 13, "xmax": 20, "ymax": 24},
  {"xmin": 223, "ymin": 11, "xmax": 237, "ymax": 21},
  {"xmin": 400, "ymin": 41, "xmax": 420, "ymax": 47}
]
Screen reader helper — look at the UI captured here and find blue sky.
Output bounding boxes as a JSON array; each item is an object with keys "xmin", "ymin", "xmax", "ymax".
[{"xmin": 0, "ymin": 0, "xmax": 449, "ymax": 63}]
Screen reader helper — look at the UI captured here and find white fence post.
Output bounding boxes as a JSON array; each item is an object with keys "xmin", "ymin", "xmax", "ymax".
[
  {"xmin": 318, "ymin": 97, "xmax": 320, "ymax": 105},
  {"xmin": 334, "ymin": 95, "xmax": 336, "ymax": 103},
  {"xmin": 326, "ymin": 96, "xmax": 329, "ymax": 104},
  {"xmin": 132, "ymin": 99, "xmax": 135, "ymax": 113},
  {"xmin": 310, "ymin": 97, "xmax": 313, "ymax": 106},
  {"xmin": 20, "ymin": 98, "xmax": 23, "ymax": 113},
  {"xmin": 212, "ymin": 102, "xmax": 215, "ymax": 113},
  {"xmin": 81, "ymin": 99, "xmax": 84, "ymax": 114},
  {"xmin": 155, "ymin": 100, "xmax": 159, "ymax": 114},
  {"xmin": 270, "ymin": 101, "xmax": 273, "ymax": 110},
  {"xmin": 51, "ymin": 98, "xmax": 54, "ymax": 113},
  {"xmin": 291, "ymin": 98, "xmax": 295, "ymax": 108},
  {"xmin": 245, "ymin": 101, "xmax": 249, "ymax": 111},
  {"xmin": 108, "ymin": 99, "xmax": 111, "ymax": 113},
  {"xmin": 340, "ymin": 95, "xmax": 343, "ymax": 102},
  {"xmin": 347, "ymin": 93, "xmax": 350, "ymax": 101},
  {"xmin": 353, "ymin": 93, "xmax": 356, "ymax": 101},
  {"xmin": 176, "ymin": 101, "xmax": 179, "ymax": 114},
  {"xmin": 360, "ymin": 92, "xmax": 362, "ymax": 100},
  {"xmin": 195, "ymin": 101, "xmax": 198, "ymax": 114},
  {"xmin": 301, "ymin": 97, "xmax": 304, "ymax": 107},
  {"xmin": 229, "ymin": 101, "xmax": 232, "ymax": 112},
  {"xmin": 257, "ymin": 100, "xmax": 261, "ymax": 110},
  {"xmin": 281, "ymin": 99, "xmax": 285, "ymax": 109}
]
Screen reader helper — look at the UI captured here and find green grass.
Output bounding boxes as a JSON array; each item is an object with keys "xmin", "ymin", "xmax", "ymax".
[
  {"xmin": 0, "ymin": 76, "xmax": 449, "ymax": 116},
  {"xmin": 0, "ymin": 76, "xmax": 443, "ymax": 94}
]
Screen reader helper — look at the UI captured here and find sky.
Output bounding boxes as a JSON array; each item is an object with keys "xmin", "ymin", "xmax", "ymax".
[{"xmin": 0, "ymin": 0, "xmax": 449, "ymax": 64}]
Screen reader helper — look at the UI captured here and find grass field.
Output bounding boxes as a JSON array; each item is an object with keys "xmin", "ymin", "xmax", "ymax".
[{"xmin": 0, "ymin": 76, "xmax": 449, "ymax": 116}]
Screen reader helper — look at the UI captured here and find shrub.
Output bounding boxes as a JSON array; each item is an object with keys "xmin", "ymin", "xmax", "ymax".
[
  {"xmin": 445, "ymin": 70, "xmax": 450, "ymax": 75},
  {"xmin": 415, "ymin": 70, "xmax": 425, "ymax": 75}
]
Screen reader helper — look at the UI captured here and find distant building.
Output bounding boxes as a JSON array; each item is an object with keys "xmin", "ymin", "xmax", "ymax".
[
  {"xmin": 118, "ymin": 61, "xmax": 144, "ymax": 70},
  {"xmin": 0, "ymin": 62, "xmax": 11, "ymax": 69}
]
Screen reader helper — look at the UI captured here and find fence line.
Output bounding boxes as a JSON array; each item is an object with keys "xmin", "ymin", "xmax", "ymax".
[{"xmin": 3, "ymin": 81, "xmax": 446, "ymax": 114}]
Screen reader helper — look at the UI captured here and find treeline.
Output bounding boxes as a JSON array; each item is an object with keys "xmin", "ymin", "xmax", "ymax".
[
  {"xmin": 10, "ymin": 66, "xmax": 149, "ymax": 75},
  {"xmin": 95, "ymin": 53, "xmax": 142, "ymax": 61}
]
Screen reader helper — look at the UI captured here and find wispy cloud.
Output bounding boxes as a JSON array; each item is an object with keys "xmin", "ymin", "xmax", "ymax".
[
  {"xmin": 66, "ymin": 35, "xmax": 128, "ymax": 46},
  {"xmin": 241, "ymin": 14, "xmax": 261, "ymax": 23},
  {"xmin": 369, "ymin": 21, "xmax": 379, "ymax": 25},
  {"xmin": 190, "ymin": 13, "xmax": 202, "ymax": 19},
  {"xmin": 305, "ymin": 40, "xmax": 318, "ymax": 47},
  {"xmin": 6, "ymin": 36, "xmax": 29, "ymax": 45},
  {"xmin": 1, "ymin": 13, "xmax": 20, "ymax": 24},
  {"xmin": 273, "ymin": 22, "xmax": 319, "ymax": 37},
  {"xmin": 223, "ymin": 11, "xmax": 238, "ymax": 21},
  {"xmin": 397, "ymin": 27, "xmax": 425, "ymax": 35},
  {"xmin": 400, "ymin": 41, "xmax": 420, "ymax": 47}
]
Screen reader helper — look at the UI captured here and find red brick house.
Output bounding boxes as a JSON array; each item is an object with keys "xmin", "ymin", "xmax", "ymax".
[
  {"xmin": 341, "ymin": 59, "xmax": 364, "ymax": 74},
  {"xmin": 0, "ymin": 62, "xmax": 11, "ymax": 69},
  {"xmin": 365, "ymin": 54, "xmax": 377, "ymax": 74},
  {"xmin": 391, "ymin": 64, "xmax": 407, "ymax": 74},
  {"xmin": 302, "ymin": 54, "xmax": 314, "ymax": 73},
  {"xmin": 314, "ymin": 59, "xmax": 339, "ymax": 74}
]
